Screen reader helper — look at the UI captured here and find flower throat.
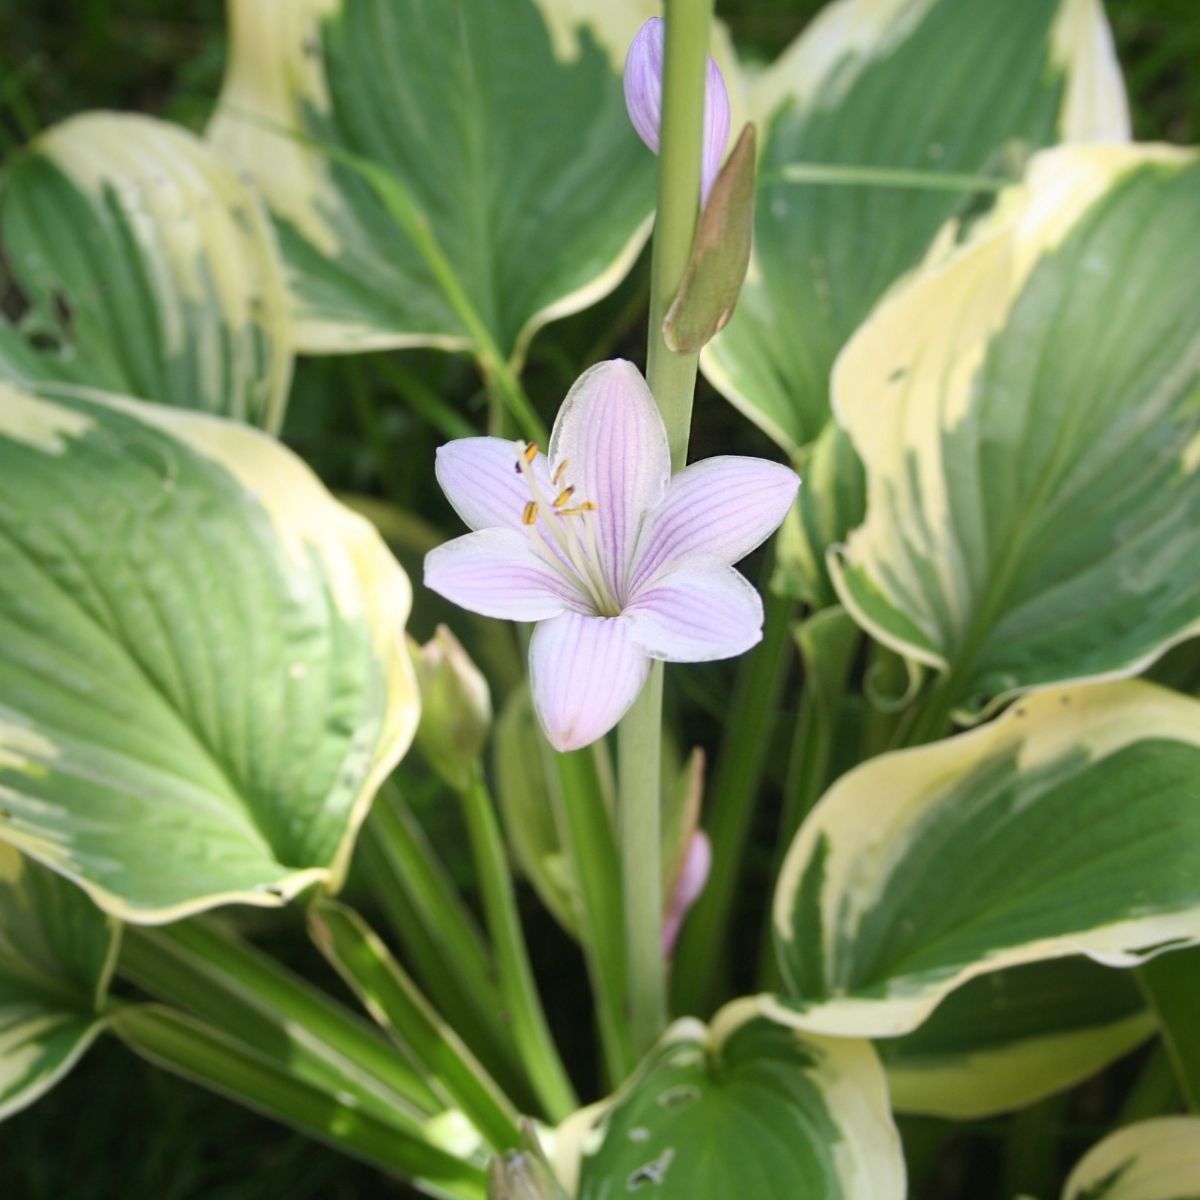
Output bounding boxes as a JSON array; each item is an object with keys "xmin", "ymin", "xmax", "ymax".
[{"xmin": 513, "ymin": 440, "xmax": 621, "ymax": 617}]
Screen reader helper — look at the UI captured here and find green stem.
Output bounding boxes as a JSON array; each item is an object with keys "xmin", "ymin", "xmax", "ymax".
[
  {"xmin": 757, "ymin": 683, "xmax": 831, "ymax": 991},
  {"xmin": 1136, "ymin": 946, "xmax": 1200, "ymax": 1112},
  {"xmin": 771, "ymin": 163, "xmax": 1012, "ymax": 193},
  {"xmin": 618, "ymin": 664, "xmax": 667, "ymax": 1055},
  {"xmin": 616, "ymin": 0, "xmax": 715, "ymax": 1063},
  {"xmin": 1117, "ymin": 1042, "xmax": 1181, "ymax": 1125},
  {"xmin": 457, "ymin": 764, "xmax": 577, "ymax": 1121},
  {"xmin": 349, "ymin": 360, "xmax": 414, "ymax": 508},
  {"xmin": 241, "ymin": 114, "xmax": 546, "ymax": 443},
  {"xmin": 112, "ymin": 1005, "xmax": 485, "ymax": 1200},
  {"xmin": 643, "ymin": 0, "xmax": 711, "ymax": 470},
  {"xmin": 895, "ymin": 671, "xmax": 961, "ymax": 748},
  {"xmin": 309, "ymin": 898, "xmax": 522, "ymax": 1152},
  {"xmin": 671, "ymin": 588, "xmax": 795, "ymax": 1017},
  {"xmin": 359, "ymin": 785, "xmax": 531, "ymax": 1103},
  {"xmin": 551, "ymin": 744, "xmax": 635, "ymax": 1084},
  {"xmin": 999, "ymin": 1093, "xmax": 1068, "ymax": 1200},
  {"xmin": 373, "ymin": 354, "xmax": 477, "ymax": 441},
  {"xmin": 119, "ymin": 920, "xmax": 440, "ymax": 1124}
]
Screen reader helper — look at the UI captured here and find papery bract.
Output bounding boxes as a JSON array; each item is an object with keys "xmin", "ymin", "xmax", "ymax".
[
  {"xmin": 424, "ymin": 360, "xmax": 798, "ymax": 751},
  {"xmin": 624, "ymin": 16, "xmax": 731, "ymax": 205}
]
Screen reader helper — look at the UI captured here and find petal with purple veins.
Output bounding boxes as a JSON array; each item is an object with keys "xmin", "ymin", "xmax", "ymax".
[
  {"xmin": 424, "ymin": 528, "xmax": 586, "ymax": 620},
  {"xmin": 528, "ymin": 611, "xmax": 650, "ymax": 752},
  {"xmin": 547, "ymin": 359, "xmax": 670, "ymax": 597},
  {"xmin": 626, "ymin": 558, "xmax": 764, "ymax": 662},
  {"xmin": 630, "ymin": 456, "xmax": 799, "ymax": 591},
  {"xmin": 435, "ymin": 437, "xmax": 553, "ymax": 531}
]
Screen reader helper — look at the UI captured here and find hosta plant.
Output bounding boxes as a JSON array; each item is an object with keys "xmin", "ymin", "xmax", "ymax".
[{"xmin": 2, "ymin": 0, "xmax": 1199, "ymax": 1197}]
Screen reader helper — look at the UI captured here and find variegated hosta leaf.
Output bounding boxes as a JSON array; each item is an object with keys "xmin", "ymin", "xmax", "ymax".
[
  {"xmin": 772, "ymin": 423, "xmax": 864, "ymax": 611},
  {"xmin": 208, "ymin": 0, "xmax": 659, "ymax": 361},
  {"xmin": 555, "ymin": 1000, "xmax": 904, "ymax": 1200},
  {"xmin": 880, "ymin": 958, "xmax": 1153, "ymax": 1119},
  {"xmin": 0, "ymin": 113, "xmax": 292, "ymax": 432},
  {"xmin": 772, "ymin": 680, "xmax": 1200, "ymax": 1038},
  {"xmin": 1063, "ymin": 1118, "xmax": 1200, "ymax": 1200},
  {"xmin": 0, "ymin": 381, "xmax": 418, "ymax": 920},
  {"xmin": 831, "ymin": 145, "xmax": 1200, "ymax": 711},
  {"xmin": 0, "ymin": 843, "xmax": 119, "ymax": 1120},
  {"xmin": 703, "ymin": 0, "xmax": 1128, "ymax": 457}
]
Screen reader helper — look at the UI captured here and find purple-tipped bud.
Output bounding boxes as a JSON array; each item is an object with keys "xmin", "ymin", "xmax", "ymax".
[
  {"xmin": 624, "ymin": 17, "xmax": 731, "ymax": 206},
  {"xmin": 662, "ymin": 830, "xmax": 713, "ymax": 955}
]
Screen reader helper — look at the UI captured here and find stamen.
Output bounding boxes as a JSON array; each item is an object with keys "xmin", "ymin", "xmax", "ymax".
[{"xmin": 512, "ymin": 443, "xmax": 619, "ymax": 615}]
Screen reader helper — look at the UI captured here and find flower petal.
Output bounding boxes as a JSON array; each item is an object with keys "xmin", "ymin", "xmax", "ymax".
[
  {"xmin": 424, "ymin": 528, "xmax": 584, "ymax": 620},
  {"xmin": 631, "ymin": 456, "xmax": 800, "ymax": 590},
  {"xmin": 623, "ymin": 17, "xmax": 732, "ymax": 204},
  {"xmin": 626, "ymin": 558, "xmax": 764, "ymax": 662},
  {"xmin": 529, "ymin": 612, "xmax": 650, "ymax": 752},
  {"xmin": 700, "ymin": 59, "xmax": 732, "ymax": 205},
  {"xmin": 547, "ymin": 359, "xmax": 670, "ymax": 596},
  {"xmin": 435, "ymin": 437, "xmax": 552, "ymax": 532}
]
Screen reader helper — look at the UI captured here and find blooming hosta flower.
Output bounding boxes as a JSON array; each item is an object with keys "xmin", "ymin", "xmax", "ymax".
[
  {"xmin": 425, "ymin": 361, "xmax": 798, "ymax": 751},
  {"xmin": 624, "ymin": 16, "xmax": 731, "ymax": 205}
]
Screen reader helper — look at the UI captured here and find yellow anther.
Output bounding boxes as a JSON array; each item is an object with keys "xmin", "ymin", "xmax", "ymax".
[
  {"xmin": 580, "ymin": 500, "xmax": 598, "ymax": 512},
  {"xmin": 552, "ymin": 459, "xmax": 570, "ymax": 485},
  {"xmin": 522, "ymin": 501, "xmax": 539, "ymax": 525},
  {"xmin": 553, "ymin": 486, "xmax": 575, "ymax": 508},
  {"xmin": 522, "ymin": 442, "xmax": 539, "ymax": 464}
]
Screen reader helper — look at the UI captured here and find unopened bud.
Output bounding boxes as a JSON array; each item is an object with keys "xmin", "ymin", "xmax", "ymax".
[
  {"xmin": 662, "ymin": 830, "xmax": 712, "ymax": 955},
  {"xmin": 488, "ymin": 1122, "xmax": 569, "ymax": 1200},
  {"xmin": 662, "ymin": 122, "xmax": 757, "ymax": 353},
  {"xmin": 410, "ymin": 625, "xmax": 491, "ymax": 791},
  {"xmin": 623, "ymin": 16, "xmax": 731, "ymax": 205}
]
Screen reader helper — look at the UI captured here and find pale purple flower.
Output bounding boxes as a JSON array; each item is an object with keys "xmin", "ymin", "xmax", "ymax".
[
  {"xmin": 424, "ymin": 360, "xmax": 799, "ymax": 752},
  {"xmin": 624, "ymin": 16, "xmax": 731, "ymax": 205},
  {"xmin": 663, "ymin": 830, "xmax": 712, "ymax": 955}
]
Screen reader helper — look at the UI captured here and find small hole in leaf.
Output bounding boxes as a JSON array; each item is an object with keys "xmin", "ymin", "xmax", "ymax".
[{"xmin": 627, "ymin": 1148, "xmax": 675, "ymax": 1191}]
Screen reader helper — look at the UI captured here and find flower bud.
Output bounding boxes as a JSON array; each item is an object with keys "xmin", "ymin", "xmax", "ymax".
[
  {"xmin": 409, "ymin": 625, "xmax": 491, "ymax": 791},
  {"xmin": 662, "ymin": 830, "xmax": 712, "ymax": 954},
  {"xmin": 488, "ymin": 1122, "xmax": 569, "ymax": 1200},
  {"xmin": 623, "ymin": 16, "xmax": 731, "ymax": 205}
]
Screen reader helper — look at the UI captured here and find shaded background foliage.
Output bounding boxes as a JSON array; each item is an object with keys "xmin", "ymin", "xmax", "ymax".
[{"xmin": 0, "ymin": 1, "xmax": 1196, "ymax": 1197}]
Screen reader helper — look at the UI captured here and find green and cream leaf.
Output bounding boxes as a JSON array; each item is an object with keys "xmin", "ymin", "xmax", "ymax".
[
  {"xmin": 0, "ymin": 844, "xmax": 119, "ymax": 1120},
  {"xmin": 1062, "ymin": 1118, "xmax": 1200, "ymax": 1200},
  {"xmin": 0, "ymin": 113, "xmax": 292, "ymax": 431},
  {"xmin": 703, "ymin": 0, "xmax": 1129, "ymax": 455},
  {"xmin": 773, "ymin": 680, "xmax": 1200, "ymax": 1038},
  {"xmin": 831, "ymin": 145, "xmax": 1200, "ymax": 710},
  {"xmin": 880, "ymin": 958, "xmax": 1153, "ymax": 1118},
  {"xmin": 556, "ymin": 999, "xmax": 904, "ymax": 1200},
  {"xmin": 0, "ymin": 381, "xmax": 418, "ymax": 921},
  {"xmin": 207, "ymin": 0, "xmax": 660, "ymax": 362}
]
